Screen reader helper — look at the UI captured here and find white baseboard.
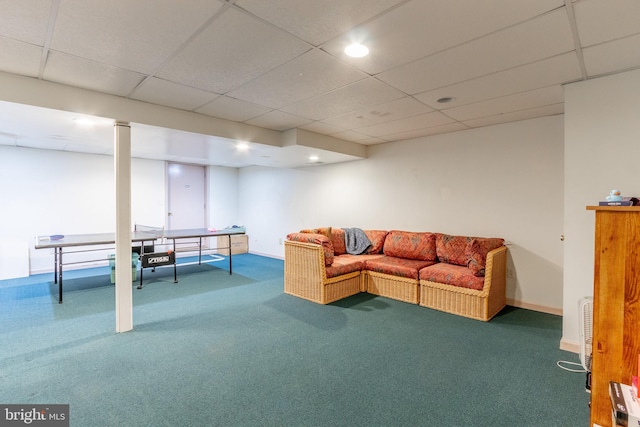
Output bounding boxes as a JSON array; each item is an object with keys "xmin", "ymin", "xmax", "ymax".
[
  {"xmin": 506, "ymin": 298, "xmax": 563, "ymax": 316},
  {"xmin": 559, "ymin": 338, "xmax": 580, "ymax": 354},
  {"xmin": 246, "ymin": 250, "xmax": 283, "ymax": 260}
]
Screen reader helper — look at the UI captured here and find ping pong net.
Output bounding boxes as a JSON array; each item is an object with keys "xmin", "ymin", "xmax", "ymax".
[
  {"xmin": 134, "ymin": 223, "xmax": 164, "ymax": 238},
  {"xmin": 133, "ymin": 224, "xmax": 164, "ymax": 255}
]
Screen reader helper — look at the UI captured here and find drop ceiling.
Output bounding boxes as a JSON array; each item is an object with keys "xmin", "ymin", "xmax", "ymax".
[{"xmin": 0, "ymin": 0, "xmax": 638, "ymax": 168}]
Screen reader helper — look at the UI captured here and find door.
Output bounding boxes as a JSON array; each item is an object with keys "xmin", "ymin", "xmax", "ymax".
[{"xmin": 167, "ymin": 163, "xmax": 206, "ymax": 231}]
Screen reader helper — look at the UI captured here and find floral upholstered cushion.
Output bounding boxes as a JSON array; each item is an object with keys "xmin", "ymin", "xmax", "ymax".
[
  {"xmin": 419, "ymin": 263, "xmax": 485, "ymax": 291},
  {"xmin": 331, "ymin": 228, "xmax": 347, "ymax": 255},
  {"xmin": 365, "ymin": 256, "xmax": 436, "ymax": 280},
  {"xmin": 364, "ymin": 230, "xmax": 388, "ymax": 254},
  {"xmin": 300, "ymin": 227, "xmax": 332, "ymax": 239},
  {"xmin": 466, "ymin": 238, "xmax": 504, "ymax": 277},
  {"xmin": 326, "ymin": 257, "xmax": 363, "ymax": 278},
  {"xmin": 382, "ymin": 230, "xmax": 437, "ymax": 261},
  {"xmin": 435, "ymin": 234, "xmax": 471, "ymax": 266},
  {"xmin": 287, "ymin": 232, "xmax": 334, "ymax": 266},
  {"xmin": 436, "ymin": 234, "xmax": 504, "ymax": 276}
]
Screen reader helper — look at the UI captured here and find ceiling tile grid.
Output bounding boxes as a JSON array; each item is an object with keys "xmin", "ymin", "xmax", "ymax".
[
  {"xmin": 195, "ymin": 95, "xmax": 273, "ymax": 123},
  {"xmin": 0, "ymin": 0, "xmax": 638, "ymax": 167},
  {"xmin": 0, "ymin": 37, "xmax": 42, "ymax": 77}
]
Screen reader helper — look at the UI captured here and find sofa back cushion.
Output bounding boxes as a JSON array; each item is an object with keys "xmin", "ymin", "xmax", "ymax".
[
  {"xmin": 435, "ymin": 234, "xmax": 471, "ymax": 266},
  {"xmin": 331, "ymin": 228, "xmax": 347, "ymax": 255},
  {"xmin": 467, "ymin": 238, "xmax": 504, "ymax": 277},
  {"xmin": 300, "ymin": 227, "xmax": 332, "ymax": 239},
  {"xmin": 436, "ymin": 233, "xmax": 505, "ymax": 276},
  {"xmin": 364, "ymin": 230, "xmax": 388, "ymax": 254},
  {"xmin": 287, "ymin": 232, "xmax": 334, "ymax": 266},
  {"xmin": 382, "ymin": 230, "xmax": 437, "ymax": 261}
]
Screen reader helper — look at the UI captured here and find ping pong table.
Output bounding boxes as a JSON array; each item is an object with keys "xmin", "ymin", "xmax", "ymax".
[{"xmin": 34, "ymin": 227, "xmax": 246, "ymax": 303}]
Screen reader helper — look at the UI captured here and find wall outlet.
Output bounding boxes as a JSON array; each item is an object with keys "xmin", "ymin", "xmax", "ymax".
[
  {"xmin": 278, "ymin": 238, "xmax": 283, "ymax": 245},
  {"xmin": 507, "ymin": 268, "xmax": 515, "ymax": 278}
]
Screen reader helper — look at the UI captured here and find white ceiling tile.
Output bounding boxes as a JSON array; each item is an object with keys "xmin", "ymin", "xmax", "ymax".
[
  {"xmin": 0, "ymin": 0, "xmax": 51, "ymax": 45},
  {"xmin": 227, "ymin": 49, "xmax": 367, "ymax": 109},
  {"xmin": 574, "ymin": 0, "xmax": 640, "ymax": 47},
  {"xmin": 1, "ymin": 0, "xmax": 639, "ymax": 168},
  {"xmin": 462, "ymin": 103, "xmax": 564, "ymax": 128},
  {"xmin": 0, "ymin": 37, "xmax": 42, "ymax": 77},
  {"xmin": 323, "ymin": 96, "xmax": 433, "ymax": 129},
  {"xmin": 300, "ymin": 121, "xmax": 346, "ymax": 136},
  {"xmin": 51, "ymin": 0, "xmax": 224, "ymax": 74},
  {"xmin": 330, "ymin": 130, "xmax": 387, "ymax": 145},
  {"xmin": 130, "ymin": 78, "xmax": 219, "ymax": 111},
  {"xmin": 322, "ymin": 0, "xmax": 565, "ymax": 74},
  {"xmin": 415, "ymin": 52, "xmax": 582, "ymax": 108},
  {"xmin": 43, "ymin": 51, "xmax": 145, "ymax": 97},
  {"xmin": 444, "ymin": 86, "xmax": 565, "ymax": 122},
  {"xmin": 195, "ymin": 96, "xmax": 272, "ymax": 122},
  {"xmin": 377, "ymin": 9, "xmax": 575, "ymax": 94},
  {"xmin": 281, "ymin": 77, "xmax": 405, "ymax": 121},
  {"xmin": 356, "ymin": 111, "xmax": 456, "ymax": 138},
  {"xmin": 582, "ymin": 33, "xmax": 640, "ymax": 77},
  {"xmin": 382, "ymin": 122, "xmax": 470, "ymax": 142},
  {"xmin": 235, "ymin": 0, "xmax": 405, "ymax": 46},
  {"xmin": 157, "ymin": 7, "xmax": 310, "ymax": 93},
  {"xmin": 245, "ymin": 110, "xmax": 313, "ymax": 132}
]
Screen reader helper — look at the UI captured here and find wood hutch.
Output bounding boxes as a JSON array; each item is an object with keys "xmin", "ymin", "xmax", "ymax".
[{"xmin": 586, "ymin": 206, "xmax": 640, "ymax": 426}]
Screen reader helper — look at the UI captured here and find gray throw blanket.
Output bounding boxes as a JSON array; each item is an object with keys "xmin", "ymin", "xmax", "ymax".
[{"xmin": 343, "ymin": 227, "xmax": 371, "ymax": 255}]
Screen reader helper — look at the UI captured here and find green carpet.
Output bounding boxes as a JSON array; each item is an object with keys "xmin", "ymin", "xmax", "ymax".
[{"xmin": 0, "ymin": 254, "xmax": 589, "ymax": 426}]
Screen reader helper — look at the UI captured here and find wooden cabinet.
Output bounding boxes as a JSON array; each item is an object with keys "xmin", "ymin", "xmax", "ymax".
[{"xmin": 587, "ymin": 206, "xmax": 640, "ymax": 426}]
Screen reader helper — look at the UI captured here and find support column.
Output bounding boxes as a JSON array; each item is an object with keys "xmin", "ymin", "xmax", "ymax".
[{"xmin": 114, "ymin": 122, "xmax": 133, "ymax": 332}]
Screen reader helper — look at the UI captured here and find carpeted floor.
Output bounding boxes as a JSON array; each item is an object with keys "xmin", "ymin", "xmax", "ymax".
[{"xmin": 0, "ymin": 254, "xmax": 589, "ymax": 426}]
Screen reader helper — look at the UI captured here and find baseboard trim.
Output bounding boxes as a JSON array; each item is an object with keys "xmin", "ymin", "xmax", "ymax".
[
  {"xmin": 247, "ymin": 250, "xmax": 283, "ymax": 260},
  {"xmin": 559, "ymin": 338, "xmax": 580, "ymax": 354},
  {"xmin": 506, "ymin": 298, "xmax": 562, "ymax": 316}
]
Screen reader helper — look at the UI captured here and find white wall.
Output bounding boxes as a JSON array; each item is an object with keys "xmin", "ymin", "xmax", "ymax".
[
  {"xmin": 563, "ymin": 68, "xmax": 640, "ymax": 349},
  {"xmin": 208, "ymin": 165, "xmax": 239, "ymax": 229},
  {"xmin": 0, "ymin": 146, "xmax": 165, "ymax": 274},
  {"xmin": 239, "ymin": 115, "xmax": 565, "ymax": 312}
]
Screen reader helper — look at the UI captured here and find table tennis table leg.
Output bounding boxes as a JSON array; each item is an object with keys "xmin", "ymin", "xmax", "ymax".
[
  {"xmin": 138, "ymin": 264, "xmax": 144, "ymax": 289},
  {"xmin": 54, "ymin": 247, "xmax": 58, "ymax": 284},
  {"xmin": 228, "ymin": 235, "xmax": 232, "ymax": 275},
  {"xmin": 58, "ymin": 248, "xmax": 63, "ymax": 304},
  {"xmin": 173, "ymin": 239, "xmax": 178, "ymax": 283},
  {"xmin": 173, "ymin": 262, "xmax": 177, "ymax": 283},
  {"xmin": 138, "ymin": 240, "xmax": 146, "ymax": 289}
]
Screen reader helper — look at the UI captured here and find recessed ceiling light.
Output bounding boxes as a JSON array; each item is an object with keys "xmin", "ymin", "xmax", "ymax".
[
  {"xmin": 345, "ymin": 43, "xmax": 369, "ymax": 58},
  {"xmin": 436, "ymin": 97, "xmax": 456, "ymax": 104},
  {"xmin": 236, "ymin": 141, "xmax": 249, "ymax": 151},
  {"xmin": 309, "ymin": 155, "xmax": 319, "ymax": 162},
  {"xmin": 73, "ymin": 117, "xmax": 96, "ymax": 127}
]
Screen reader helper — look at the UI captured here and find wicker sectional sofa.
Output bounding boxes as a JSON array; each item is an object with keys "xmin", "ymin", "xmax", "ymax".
[{"xmin": 284, "ymin": 228, "xmax": 507, "ymax": 321}]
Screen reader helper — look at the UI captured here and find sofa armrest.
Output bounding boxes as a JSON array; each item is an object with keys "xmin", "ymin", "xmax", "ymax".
[
  {"xmin": 284, "ymin": 239, "xmax": 327, "ymax": 303},
  {"xmin": 483, "ymin": 245, "xmax": 507, "ymax": 313}
]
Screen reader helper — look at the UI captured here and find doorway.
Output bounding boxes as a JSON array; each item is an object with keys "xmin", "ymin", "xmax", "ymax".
[{"xmin": 167, "ymin": 162, "xmax": 206, "ymax": 231}]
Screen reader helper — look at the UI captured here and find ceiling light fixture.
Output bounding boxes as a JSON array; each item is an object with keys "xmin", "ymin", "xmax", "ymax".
[
  {"xmin": 345, "ymin": 43, "xmax": 369, "ymax": 58},
  {"xmin": 73, "ymin": 117, "xmax": 96, "ymax": 127},
  {"xmin": 309, "ymin": 155, "xmax": 319, "ymax": 162}
]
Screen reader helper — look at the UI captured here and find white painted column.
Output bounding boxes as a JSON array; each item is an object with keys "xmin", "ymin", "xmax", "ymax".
[{"xmin": 114, "ymin": 122, "xmax": 133, "ymax": 332}]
